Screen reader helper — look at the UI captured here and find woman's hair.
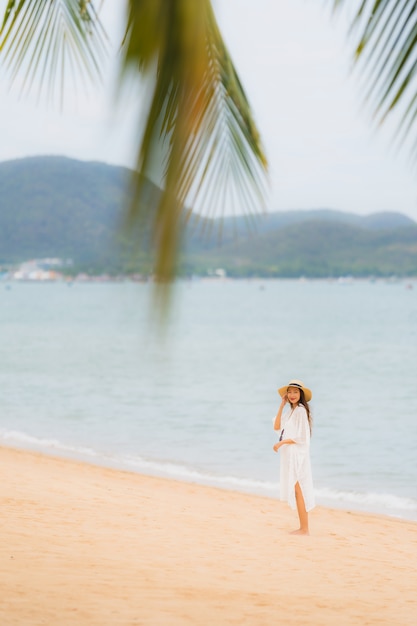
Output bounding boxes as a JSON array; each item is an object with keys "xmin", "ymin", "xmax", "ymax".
[{"xmin": 298, "ymin": 388, "xmax": 312, "ymax": 435}]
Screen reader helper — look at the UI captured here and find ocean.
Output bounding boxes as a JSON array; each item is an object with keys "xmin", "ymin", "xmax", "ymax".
[{"xmin": 0, "ymin": 278, "xmax": 416, "ymax": 521}]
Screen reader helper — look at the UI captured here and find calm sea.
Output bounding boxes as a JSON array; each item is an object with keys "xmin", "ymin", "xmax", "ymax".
[{"xmin": 0, "ymin": 279, "xmax": 416, "ymax": 520}]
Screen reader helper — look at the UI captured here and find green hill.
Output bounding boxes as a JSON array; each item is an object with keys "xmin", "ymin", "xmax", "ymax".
[
  {"xmin": 0, "ymin": 156, "xmax": 126, "ymax": 262},
  {"xmin": 184, "ymin": 219, "xmax": 417, "ymax": 277},
  {"xmin": 0, "ymin": 156, "xmax": 160, "ymax": 272},
  {"xmin": 0, "ymin": 155, "xmax": 416, "ymax": 277}
]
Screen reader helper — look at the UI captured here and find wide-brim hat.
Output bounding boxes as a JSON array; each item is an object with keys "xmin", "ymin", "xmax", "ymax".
[{"xmin": 278, "ymin": 379, "xmax": 312, "ymax": 402}]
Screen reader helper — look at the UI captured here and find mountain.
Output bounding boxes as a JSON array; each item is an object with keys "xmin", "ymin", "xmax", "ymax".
[
  {"xmin": 0, "ymin": 155, "xmax": 160, "ymax": 271},
  {"xmin": 0, "ymin": 155, "xmax": 416, "ymax": 277},
  {"xmin": 184, "ymin": 209, "xmax": 416, "ymax": 251},
  {"xmin": 183, "ymin": 206, "xmax": 417, "ymax": 277},
  {"xmin": 184, "ymin": 219, "xmax": 417, "ymax": 277}
]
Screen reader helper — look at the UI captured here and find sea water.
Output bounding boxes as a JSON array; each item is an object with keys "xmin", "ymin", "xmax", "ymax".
[{"xmin": 0, "ymin": 279, "xmax": 416, "ymax": 520}]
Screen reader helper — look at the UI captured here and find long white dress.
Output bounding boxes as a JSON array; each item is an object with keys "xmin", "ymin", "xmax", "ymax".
[{"xmin": 279, "ymin": 405, "xmax": 315, "ymax": 512}]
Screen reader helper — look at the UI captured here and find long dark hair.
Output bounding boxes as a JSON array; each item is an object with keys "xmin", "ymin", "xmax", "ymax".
[{"xmin": 298, "ymin": 389, "xmax": 312, "ymax": 435}]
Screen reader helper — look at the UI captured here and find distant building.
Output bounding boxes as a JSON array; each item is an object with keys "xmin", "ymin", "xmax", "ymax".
[{"xmin": 9, "ymin": 258, "xmax": 71, "ymax": 281}]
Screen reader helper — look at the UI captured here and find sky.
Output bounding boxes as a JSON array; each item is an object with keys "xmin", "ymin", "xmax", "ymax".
[{"xmin": 0, "ymin": 0, "xmax": 416, "ymax": 220}]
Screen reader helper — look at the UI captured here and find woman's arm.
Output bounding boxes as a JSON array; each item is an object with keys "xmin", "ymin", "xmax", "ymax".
[
  {"xmin": 273, "ymin": 438, "xmax": 295, "ymax": 452},
  {"xmin": 273, "ymin": 395, "xmax": 288, "ymax": 430}
]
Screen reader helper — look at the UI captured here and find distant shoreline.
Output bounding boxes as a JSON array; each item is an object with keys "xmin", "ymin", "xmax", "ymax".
[{"xmin": 1, "ymin": 272, "xmax": 417, "ymax": 283}]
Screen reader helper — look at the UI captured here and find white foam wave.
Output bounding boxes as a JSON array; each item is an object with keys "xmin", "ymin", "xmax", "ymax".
[
  {"xmin": 316, "ymin": 486, "xmax": 417, "ymax": 514},
  {"xmin": 0, "ymin": 428, "xmax": 277, "ymax": 493},
  {"xmin": 1, "ymin": 428, "xmax": 416, "ymax": 519},
  {"xmin": 120, "ymin": 453, "xmax": 279, "ymax": 493},
  {"xmin": 0, "ymin": 429, "xmax": 100, "ymax": 459}
]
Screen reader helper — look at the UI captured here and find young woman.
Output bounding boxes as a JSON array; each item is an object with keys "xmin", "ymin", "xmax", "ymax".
[{"xmin": 273, "ymin": 379, "xmax": 314, "ymax": 535}]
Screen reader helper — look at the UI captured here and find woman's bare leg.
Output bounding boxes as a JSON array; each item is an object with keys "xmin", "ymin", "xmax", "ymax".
[{"xmin": 291, "ymin": 482, "xmax": 309, "ymax": 535}]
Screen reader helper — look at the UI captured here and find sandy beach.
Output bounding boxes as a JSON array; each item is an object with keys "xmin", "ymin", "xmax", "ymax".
[{"xmin": 1, "ymin": 446, "xmax": 416, "ymax": 625}]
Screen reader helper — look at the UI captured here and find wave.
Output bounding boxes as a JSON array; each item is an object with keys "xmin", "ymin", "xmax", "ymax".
[
  {"xmin": 315, "ymin": 486, "xmax": 417, "ymax": 518},
  {"xmin": 0, "ymin": 429, "xmax": 101, "ymax": 459},
  {"xmin": 1, "ymin": 428, "xmax": 416, "ymax": 521}
]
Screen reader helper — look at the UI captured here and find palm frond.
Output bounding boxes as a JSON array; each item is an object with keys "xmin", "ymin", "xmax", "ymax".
[
  {"xmin": 121, "ymin": 0, "xmax": 268, "ymax": 285},
  {"xmin": 0, "ymin": 0, "xmax": 267, "ymax": 300},
  {"xmin": 0, "ymin": 0, "xmax": 107, "ymax": 103},
  {"xmin": 332, "ymin": 0, "xmax": 417, "ymax": 145}
]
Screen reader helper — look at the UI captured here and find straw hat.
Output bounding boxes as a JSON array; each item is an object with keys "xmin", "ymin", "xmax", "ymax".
[{"xmin": 278, "ymin": 379, "xmax": 312, "ymax": 402}]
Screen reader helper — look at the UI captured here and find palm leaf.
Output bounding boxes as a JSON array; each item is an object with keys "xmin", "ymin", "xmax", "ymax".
[
  {"xmin": 332, "ymin": 0, "xmax": 417, "ymax": 144},
  {"xmin": 121, "ymin": 0, "xmax": 268, "ymax": 286},
  {"xmin": 0, "ymin": 0, "xmax": 107, "ymax": 102},
  {"xmin": 0, "ymin": 0, "xmax": 267, "ymax": 298}
]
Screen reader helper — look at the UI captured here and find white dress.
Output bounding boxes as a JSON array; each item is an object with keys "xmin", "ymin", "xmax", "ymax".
[{"xmin": 278, "ymin": 405, "xmax": 315, "ymax": 512}]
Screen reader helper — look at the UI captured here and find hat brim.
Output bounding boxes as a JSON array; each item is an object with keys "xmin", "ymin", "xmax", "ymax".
[{"xmin": 278, "ymin": 384, "xmax": 312, "ymax": 402}]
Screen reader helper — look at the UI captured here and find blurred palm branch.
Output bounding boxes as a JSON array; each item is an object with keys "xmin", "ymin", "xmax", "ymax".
[
  {"xmin": 0, "ymin": 0, "xmax": 108, "ymax": 103},
  {"xmin": 0, "ymin": 0, "xmax": 268, "ymax": 286},
  {"xmin": 332, "ymin": 0, "xmax": 417, "ymax": 149}
]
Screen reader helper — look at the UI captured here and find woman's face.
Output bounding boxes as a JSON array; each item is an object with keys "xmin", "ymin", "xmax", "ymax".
[{"xmin": 287, "ymin": 386, "xmax": 301, "ymax": 404}]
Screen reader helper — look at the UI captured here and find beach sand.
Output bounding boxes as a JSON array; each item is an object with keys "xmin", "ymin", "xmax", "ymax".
[{"xmin": 1, "ymin": 446, "xmax": 416, "ymax": 625}]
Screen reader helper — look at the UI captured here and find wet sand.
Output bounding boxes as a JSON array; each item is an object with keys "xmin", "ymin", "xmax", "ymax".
[{"xmin": 1, "ymin": 446, "xmax": 416, "ymax": 625}]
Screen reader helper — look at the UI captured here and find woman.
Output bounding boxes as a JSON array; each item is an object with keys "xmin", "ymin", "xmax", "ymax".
[{"xmin": 273, "ymin": 379, "xmax": 314, "ymax": 535}]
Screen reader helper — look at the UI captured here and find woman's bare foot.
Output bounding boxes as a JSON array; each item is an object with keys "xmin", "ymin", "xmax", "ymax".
[{"xmin": 290, "ymin": 528, "xmax": 309, "ymax": 535}]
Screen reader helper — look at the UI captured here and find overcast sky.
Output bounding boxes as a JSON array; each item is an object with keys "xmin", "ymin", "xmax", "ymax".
[{"xmin": 0, "ymin": 0, "xmax": 416, "ymax": 219}]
